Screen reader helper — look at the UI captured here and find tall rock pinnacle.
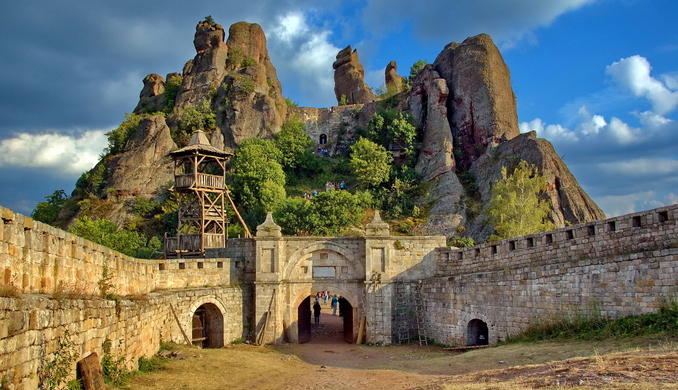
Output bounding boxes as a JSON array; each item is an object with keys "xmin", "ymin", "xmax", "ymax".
[{"xmin": 332, "ymin": 46, "xmax": 375, "ymax": 105}]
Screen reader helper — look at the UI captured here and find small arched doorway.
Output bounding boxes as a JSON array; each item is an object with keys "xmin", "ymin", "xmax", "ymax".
[
  {"xmin": 319, "ymin": 134, "xmax": 327, "ymax": 145},
  {"xmin": 192, "ymin": 303, "xmax": 224, "ymax": 348},
  {"xmin": 297, "ymin": 295, "xmax": 354, "ymax": 344},
  {"xmin": 467, "ymin": 319, "xmax": 489, "ymax": 346}
]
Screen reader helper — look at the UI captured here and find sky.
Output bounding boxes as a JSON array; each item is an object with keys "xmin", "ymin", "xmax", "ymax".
[{"xmin": 0, "ymin": 0, "xmax": 676, "ymax": 217}]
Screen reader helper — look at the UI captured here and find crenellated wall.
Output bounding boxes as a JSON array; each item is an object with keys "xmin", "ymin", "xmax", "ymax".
[{"xmin": 424, "ymin": 204, "xmax": 677, "ymax": 346}]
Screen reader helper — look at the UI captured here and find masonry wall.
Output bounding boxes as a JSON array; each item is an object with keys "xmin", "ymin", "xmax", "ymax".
[
  {"xmin": 0, "ymin": 287, "xmax": 247, "ymax": 389},
  {"xmin": 424, "ymin": 204, "xmax": 678, "ymax": 346}
]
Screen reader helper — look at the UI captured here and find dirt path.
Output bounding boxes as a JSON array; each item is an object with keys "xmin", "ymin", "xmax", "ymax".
[{"xmin": 125, "ymin": 336, "xmax": 677, "ymax": 390}]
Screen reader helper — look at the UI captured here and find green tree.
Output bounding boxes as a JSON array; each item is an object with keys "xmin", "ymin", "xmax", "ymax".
[
  {"xmin": 366, "ymin": 109, "xmax": 417, "ymax": 157},
  {"xmin": 32, "ymin": 190, "xmax": 67, "ymax": 225},
  {"xmin": 163, "ymin": 73, "xmax": 183, "ymax": 113},
  {"xmin": 175, "ymin": 99, "xmax": 216, "ymax": 138},
  {"xmin": 105, "ymin": 113, "xmax": 156, "ymax": 155},
  {"xmin": 274, "ymin": 119, "xmax": 313, "ymax": 170},
  {"xmin": 68, "ymin": 216, "xmax": 161, "ymax": 258},
  {"xmin": 349, "ymin": 138, "xmax": 392, "ymax": 187},
  {"xmin": 487, "ymin": 161, "xmax": 554, "ymax": 241},
  {"xmin": 274, "ymin": 190, "xmax": 372, "ymax": 236},
  {"xmin": 230, "ymin": 138, "xmax": 286, "ymax": 216},
  {"xmin": 409, "ymin": 60, "xmax": 428, "ymax": 81}
]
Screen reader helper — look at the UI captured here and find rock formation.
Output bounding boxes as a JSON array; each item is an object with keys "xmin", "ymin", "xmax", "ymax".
[
  {"xmin": 105, "ymin": 115, "xmax": 176, "ymax": 206},
  {"xmin": 333, "ymin": 46, "xmax": 375, "ymax": 105},
  {"xmin": 470, "ymin": 131, "xmax": 605, "ymax": 238},
  {"xmin": 433, "ymin": 34, "xmax": 520, "ymax": 170},
  {"xmin": 409, "ymin": 66, "xmax": 464, "ymax": 236},
  {"xmin": 133, "ymin": 73, "xmax": 166, "ymax": 114},
  {"xmin": 385, "ymin": 61, "xmax": 406, "ymax": 95}
]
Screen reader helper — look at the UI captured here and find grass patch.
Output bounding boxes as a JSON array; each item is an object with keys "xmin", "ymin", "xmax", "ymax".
[
  {"xmin": 506, "ymin": 301, "xmax": 678, "ymax": 343},
  {"xmin": 138, "ymin": 356, "xmax": 166, "ymax": 373}
]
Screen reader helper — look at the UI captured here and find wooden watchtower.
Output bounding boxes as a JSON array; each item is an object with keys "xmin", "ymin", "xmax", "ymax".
[{"xmin": 164, "ymin": 130, "xmax": 251, "ymax": 258}]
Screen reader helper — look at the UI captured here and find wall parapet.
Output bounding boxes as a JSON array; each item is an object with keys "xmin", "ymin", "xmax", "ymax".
[
  {"xmin": 437, "ymin": 204, "xmax": 677, "ymax": 275},
  {"xmin": 0, "ymin": 206, "xmax": 243, "ymax": 297}
]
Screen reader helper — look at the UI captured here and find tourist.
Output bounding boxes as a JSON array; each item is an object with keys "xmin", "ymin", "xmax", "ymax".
[
  {"xmin": 339, "ymin": 180, "xmax": 346, "ymax": 190},
  {"xmin": 323, "ymin": 289, "xmax": 329, "ymax": 304},
  {"xmin": 331, "ymin": 295, "xmax": 338, "ymax": 315},
  {"xmin": 313, "ymin": 300, "xmax": 321, "ymax": 325}
]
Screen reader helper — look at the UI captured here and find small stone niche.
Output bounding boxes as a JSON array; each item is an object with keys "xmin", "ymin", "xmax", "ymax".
[
  {"xmin": 545, "ymin": 234, "xmax": 553, "ymax": 244},
  {"xmin": 658, "ymin": 210, "xmax": 668, "ymax": 223},
  {"xmin": 491, "ymin": 245, "xmax": 497, "ymax": 255},
  {"xmin": 526, "ymin": 237, "xmax": 534, "ymax": 248},
  {"xmin": 632, "ymin": 216, "xmax": 641, "ymax": 228},
  {"xmin": 587, "ymin": 225, "xmax": 596, "ymax": 237},
  {"xmin": 217, "ymin": 261, "xmax": 223, "ymax": 269},
  {"xmin": 509, "ymin": 241, "xmax": 516, "ymax": 251},
  {"xmin": 179, "ymin": 262, "xmax": 185, "ymax": 270},
  {"xmin": 197, "ymin": 262, "xmax": 204, "ymax": 269},
  {"xmin": 566, "ymin": 230, "xmax": 574, "ymax": 240},
  {"xmin": 159, "ymin": 263, "xmax": 166, "ymax": 271},
  {"xmin": 607, "ymin": 221, "xmax": 616, "ymax": 232}
]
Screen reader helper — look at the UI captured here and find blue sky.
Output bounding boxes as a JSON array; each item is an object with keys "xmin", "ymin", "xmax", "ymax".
[{"xmin": 0, "ymin": 0, "xmax": 676, "ymax": 217}]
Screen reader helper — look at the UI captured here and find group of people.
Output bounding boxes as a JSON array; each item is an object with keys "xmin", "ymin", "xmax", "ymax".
[
  {"xmin": 302, "ymin": 181, "xmax": 347, "ymax": 200},
  {"xmin": 312, "ymin": 290, "xmax": 342, "ymax": 325},
  {"xmin": 317, "ymin": 147, "xmax": 331, "ymax": 157}
]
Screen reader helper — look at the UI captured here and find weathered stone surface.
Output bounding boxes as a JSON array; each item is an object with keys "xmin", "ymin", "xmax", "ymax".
[
  {"xmin": 434, "ymin": 34, "xmax": 519, "ymax": 170},
  {"xmin": 385, "ymin": 61, "xmax": 406, "ymax": 95},
  {"xmin": 133, "ymin": 74, "xmax": 166, "ymax": 114},
  {"xmin": 174, "ymin": 20, "xmax": 228, "ymax": 110},
  {"xmin": 333, "ymin": 46, "xmax": 375, "ymax": 105},
  {"xmin": 469, "ymin": 131, "xmax": 606, "ymax": 240},
  {"xmin": 105, "ymin": 115, "xmax": 176, "ymax": 205},
  {"xmin": 77, "ymin": 353, "xmax": 105, "ymax": 390},
  {"xmin": 409, "ymin": 66, "xmax": 464, "ymax": 236},
  {"xmin": 216, "ymin": 22, "xmax": 287, "ymax": 148}
]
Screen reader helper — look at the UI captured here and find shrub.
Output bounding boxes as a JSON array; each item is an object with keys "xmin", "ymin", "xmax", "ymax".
[
  {"xmin": 349, "ymin": 138, "xmax": 392, "ymax": 188},
  {"xmin": 101, "ymin": 338, "xmax": 130, "ymax": 386},
  {"xmin": 38, "ymin": 331, "xmax": 78, "ymax": 390},
  {"xmin": 68, "ymin": 216, "xmax": 161, "ymax": 258},
  {"xmin": 366, "ymin": 109, "xmax": 417, "ymax": 158},
  {"xmin": 174, "ymin": 99, "xmax": 216, "ymax": 144},
  {"xmin": 447, "ymin": 237, "xmax": 475, "ymax": 248},
  {"xmin": 105, "ymin": 113, "xmax": 157, "ymax": 155},
  {"xmin": 488, "ymin": 160, "xmax": 554, "ymax": 241},
  {"xmin": 409, "ymin": 60, "xmax": 428, "ymax": 82},
  {"xmin": 274, "ymin": 119, "xmax": 313, "ymax": 170},
  {"xmin": 32, "ymin": 190, "xmax": 67, "ymax": 225},
  {"xmin": 138, "ymin": 356, "xmax": 165, "ymax": 373},
  {"xmin": 284, "ymin": 97, "xmax": 298, "ymax": 108},
  {"xmin": 163, "ymin": 74, "xmax": 183, "ymax": 113},
  {"xmin": 74, "ymin": 162, "xmax": 107, "ymax": 197}
]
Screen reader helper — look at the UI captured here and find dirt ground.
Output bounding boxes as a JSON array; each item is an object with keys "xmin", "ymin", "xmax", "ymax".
[{"xmin": 125, "ymin": 322, "xmax": 677, "ymax": 390}]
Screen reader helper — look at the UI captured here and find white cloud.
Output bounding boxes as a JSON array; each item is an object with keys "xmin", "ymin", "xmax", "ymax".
[
  {"xmin": 0, "ymin": 130, "xmax": 107, "ymax": 175},
  {"xmin": 597, "ymin": 191, "xmax": 678, "ymax": 217},
  {"xmin": 361, "ymin": 0, "xmax": 595, "ymax": 48},
  {"xmin": 266, "ymin": 12, "xmax": 341, "ymax": 106},
  {"xmin": 606, "ymin": 55, "xmax": 678, "ymax": 115},
  {"xmin": 598, "ymin": 158, "xmax": 678, "ymax": 176}
]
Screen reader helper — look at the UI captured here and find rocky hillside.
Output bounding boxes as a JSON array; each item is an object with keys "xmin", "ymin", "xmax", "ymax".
[{"xmin": 55, "ymin": 17, "xmax": 604, "ymax": 242}]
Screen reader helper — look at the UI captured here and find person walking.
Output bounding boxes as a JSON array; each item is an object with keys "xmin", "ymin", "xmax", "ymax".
[
  {"xmin": 331, "ymin": 295, "xmax": 338, "ymax": 315},
  {"xmin": 313, "ymin": 300, "xmax": 321, "ymax": 326}
]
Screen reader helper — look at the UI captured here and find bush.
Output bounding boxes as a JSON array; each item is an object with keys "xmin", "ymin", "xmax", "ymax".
[
  {"xmin": 105, "ymin": 113, "xmax": 156, "ymax": 155},
  {"xmin": 350, "ymin": 138, "xmax": 392, "ymax": 188},
  {"xmin": 101, "ymin": 339, "xmax": 130, "ymax": 386},
  {"xmin": 409, "ymin": 60, "xmax": 428, "ymax": 82},
  {"xmin": 163, "ymin": 74, "xmax": 183, "ymax": 113},
  {"xmin": 274, "ymin": 191, "xmax": 372, "ymax": 236},
  {"xmin": 138, "ymin": 356, "xmax": 165, "ymax": 373},
  {"xmin": 506, "ymin": 300, "xmax": 678, "ymax": 343},
  {"xmin": 366, "ymin": 109, "xmax": 417, "ymax": 158},
  {"xmin": 447, "ymin": 237, "xmax": 475, "ymax": 248},
  {"xmin": 74, "ymin": 162, "xmax": 108, "ymax": 197},
  {"xmin": 68, "ymin": 216, "xmax": 161, "ymax": 258},
  {"xmin": 274, "ymin": 118, "xmax": 313, "ymax": 170},
  {"xmin": 32, "ymin": 190, "xmax": 67, "ymax": 225},
  {"xmin": 174, "ymin": 99, "xmax": 216, "ymax": 144}
]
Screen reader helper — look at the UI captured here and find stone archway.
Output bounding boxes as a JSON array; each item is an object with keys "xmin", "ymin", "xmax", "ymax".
[
  {"xmin": 192, "ymin": 303, "xmax": 224, "ymax": 348},
  {"xmin": 295, "ymin": 292, "xmax": 355, "ymax": 344},
  {"xmin": 186, "ymin": 297, "xmax": 228, "ymax": 348},
  {"xmin": 467, "ymin": 318, "xmax": 488, "ymax": 346}
]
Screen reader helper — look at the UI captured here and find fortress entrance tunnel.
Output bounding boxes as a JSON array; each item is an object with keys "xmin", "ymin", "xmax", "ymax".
[
  {"xmin": 192, "ymin": 303, "xmax": 224, "ymax": 348},
  {"xmin": 467, "ymin": 319, "xmax": 489, "ymax": 346},
  {"xmin": 297, "ymin": 295, "xmax": 354, "ymax": 344}
]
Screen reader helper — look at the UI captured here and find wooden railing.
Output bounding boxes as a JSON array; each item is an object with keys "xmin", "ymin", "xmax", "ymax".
[
  {"xmin": 203, "ymin": 233, "xmax": 224, "ymax": 249},
  {"xmin": 174, "ymin": 173, "xmax": 224, "ymax": 189},
  {"xmin": 164, "ymin": 233, "xmax": 225, "ymax": 255}
]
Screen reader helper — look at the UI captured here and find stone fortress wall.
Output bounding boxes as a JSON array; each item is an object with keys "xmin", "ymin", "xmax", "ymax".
[
  {"xmin": 0, "ymin": 203, "xmax": 676, "ymax": 388},
  {"xmin": 0, "ymin": 206, "xmax": 250, "ymax": 389},
  {"xmin": 424, "ymin": 204, "xmax": 677, "ymax": 346}
]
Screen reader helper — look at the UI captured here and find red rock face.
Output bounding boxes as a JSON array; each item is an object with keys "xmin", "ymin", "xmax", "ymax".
[
  {"xmin": 333, "ymin": 46, "xmax": 375, "ymax": 105},
  {"xmin": 133, "ymin": 73, "xmax": 166, "ymax": 113},
  {"xmin": 434, "ymin": 34, "xmax": 519, "ymax": 170},
  {"xmin": 194, "ymin": 21, "xmax": 226, "ymax": 52}
]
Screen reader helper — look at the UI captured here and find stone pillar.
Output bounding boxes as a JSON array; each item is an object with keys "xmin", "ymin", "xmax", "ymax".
[
  {"xmin": 363, "ymin": 211, "xmax": 393, "ymax": 343},
  {"xmin": 253, "ymin": 213, "xmax": 284, "ymax": 344}
]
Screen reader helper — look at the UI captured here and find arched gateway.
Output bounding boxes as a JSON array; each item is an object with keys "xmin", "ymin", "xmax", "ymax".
[{"xmin": 252, "ymin": 212, "xmax": 446, "ymax": 345}]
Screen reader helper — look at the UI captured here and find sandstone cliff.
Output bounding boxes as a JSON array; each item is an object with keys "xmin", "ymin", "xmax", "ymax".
[
  {"xmin": 385, "ymin": 61, "xmax": 406, "ymax": 95},
  {"xmin": 333, "ymin": 46, "xmax": 376, "ymax": 105}
]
